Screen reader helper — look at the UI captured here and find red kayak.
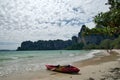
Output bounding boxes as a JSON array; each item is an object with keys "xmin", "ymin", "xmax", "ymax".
[{"xmin": 45, "ymin": 65, "xmax": 80, "ymax": 73}]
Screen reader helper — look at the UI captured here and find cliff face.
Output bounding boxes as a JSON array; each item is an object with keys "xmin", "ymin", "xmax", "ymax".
[
  {"xmin": 77, "ymin": 25, "xmax": 114, "ymax": 45},
  {"xmin": 81, "ymin": 34, "xmax": 109, "ymax": 44},
  {"xmin": 17, "ymin": 40, "xmax": 73, "ymax": 50}
]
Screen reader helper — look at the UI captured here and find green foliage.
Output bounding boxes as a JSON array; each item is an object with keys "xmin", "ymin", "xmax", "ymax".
[
  {"xmin": 66, "ymin": 43, "xmax": 84, "ymax": 50},
  {"xmin": 83, "ymin": 44, "xmax": 99, "ymax": 49},
  {"xmin": 100, "ymin": 39, "xmax": 113, "ymax": 49},
  {"xmin": 107, "ymin": 0, "xmax": 120, "ymax": 10},
  {"xmin": 111, "ymin": 35, "xmax": 120, "ymax": 48},
  {"xmin": 83, "ymin": 37, "xmax": 120, "ymax": 49},
  {"xmin": 81, "ymin": 27, "xmax": 90, "ymax": 36},
  {"xmin": 70, "ymin": 0, "xmax": 120, "ymax": 50},
  {"xmin": 93, "ymin": 0, "xmax": 120, "ymax": 36},
  {"xmin": 83, "ymin": 27, "xmax": 118, "ymax": 37},
  {"xmin": 94, "ymin": 9, "xmax": 120, "ymax": 28}
]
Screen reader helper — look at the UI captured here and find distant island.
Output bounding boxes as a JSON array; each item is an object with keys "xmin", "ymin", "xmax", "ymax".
[
  {"xmin": 17, "ymin": 0, "xmax": 120, "ymax": 51},
  {"xmin": 17, "ymin": 39, "xmax": 73, "ymax": 50},
  {"xmin": 17, "ymin": 24, "xmax": 120, "ymax": 51},
  {"xmin": 0, "ymin": 50, "xmax": 13, "ymax": 51}
]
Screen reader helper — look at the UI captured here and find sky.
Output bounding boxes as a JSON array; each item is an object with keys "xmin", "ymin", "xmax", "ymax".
[{"xmin": 0, "ymin": 0, "xmax": 109, "ymax": 50}]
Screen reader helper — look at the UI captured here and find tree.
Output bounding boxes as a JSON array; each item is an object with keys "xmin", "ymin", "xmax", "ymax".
[
  {"xmin": 107, "ymin": 0, "xmax": 120, "ymax": 10},
  {"xmin": 83, "ymin": 44, "xmax": 98, "ymax": 49},
  {"xmin": 100, "ymin": 39, "xmax": 112, "ymax": 53},
  {"xmin": 93, "ymin": 0, "xmax": 120, "ymax": 37},
  {"xmin": 111, "ymin": 35, "xmax": 120, "ymax": 48},
  {"xmin": 94, "ymin": 10, "xmax": 120, "ymax": 28}
]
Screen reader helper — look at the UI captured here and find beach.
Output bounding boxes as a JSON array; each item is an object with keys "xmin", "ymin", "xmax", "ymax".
[{"xmin": 0, "ymin": 50, "xmax": 120, "ymax": 80}]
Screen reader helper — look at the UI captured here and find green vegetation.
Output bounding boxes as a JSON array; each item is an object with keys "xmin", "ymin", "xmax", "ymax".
[
  {"xmin": 94, "ymin": 0, "xmax": 120, "ymax": 37},
  {"xmin": 111, "ymin": 35, "xmax": 120, "ymax": 49},
  {"xmin": 100, "ymin": 39, "xmax": 112, "ymax": 49},
  {"xmin": 68, "ymin": 0, "xmax": 120, "ymax": 50},
  {"xmin": 83, "ymin": 27, "xmax": 118, "ymax": 37},
  {"xmin": 66, "ymin": 43, "xmax": 84, "ymax": 50},
  {"xmin": 82, "ymin": 0, "xmax": 120, "ymax": 37},
  {"xmin": 83, "ymin": 35, "xmax": 120, "ymax": 49}
]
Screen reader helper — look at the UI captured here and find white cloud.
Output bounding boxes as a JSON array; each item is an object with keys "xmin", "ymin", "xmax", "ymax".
[{"xmin": 0, "ymin": 0, "xmax": 109, "ymax": 49}]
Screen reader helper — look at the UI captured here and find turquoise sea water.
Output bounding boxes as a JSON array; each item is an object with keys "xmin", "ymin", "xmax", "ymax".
[{"xmin": 0, "ymin": 50, "xmax": 100, "ymax": 76}]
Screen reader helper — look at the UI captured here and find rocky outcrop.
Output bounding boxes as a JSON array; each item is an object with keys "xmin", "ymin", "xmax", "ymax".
[
  {"xmin": 82, "ymin": 34, "xmax": 110, "ymax": 44},
  {"xmin": 77, "ymin": 25, "xmax": 114, "ymax": 45},
  {"xmin": 17, "ymin": 40, "xmax": 73, "ymax": 50}
]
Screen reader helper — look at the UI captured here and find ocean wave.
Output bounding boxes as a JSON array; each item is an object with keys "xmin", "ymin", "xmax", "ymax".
[
  {"xmin": 0, "ymin": 58, "xmax": 14, "ymax": 62},
  {"xmin": 18, "ymin": 56, "xmax": 34, "ymax": 59}
]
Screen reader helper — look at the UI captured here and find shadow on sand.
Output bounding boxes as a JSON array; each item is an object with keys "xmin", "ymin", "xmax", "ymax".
[{"xmin": 46, "ymin": 69, "xmax": 81, "ymax": 75}]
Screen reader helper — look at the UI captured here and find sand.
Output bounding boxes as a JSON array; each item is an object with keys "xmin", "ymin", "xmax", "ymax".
[{"xmin": 0, "ymin": 50, "xmax": 120, "ymax": 80}]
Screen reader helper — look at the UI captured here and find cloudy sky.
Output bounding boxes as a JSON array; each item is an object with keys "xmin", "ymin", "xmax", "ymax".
[{"xmin": 0, "ymin": 0, "xmax": 109, "ymax": 50}]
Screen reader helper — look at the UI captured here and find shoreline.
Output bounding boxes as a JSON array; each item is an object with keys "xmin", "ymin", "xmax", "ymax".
[
  {"xmin": 0, "ymin": 50, "xmax": 120, "ymax": 80},
  {"xmin": 73, "ymin": 50, "xmax": 120, "ymax": 67}
]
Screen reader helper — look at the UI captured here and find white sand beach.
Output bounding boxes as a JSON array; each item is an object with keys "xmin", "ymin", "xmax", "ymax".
[{"xmin": 0, "ymin": 50, "xmax": 120, "ymax": 80}]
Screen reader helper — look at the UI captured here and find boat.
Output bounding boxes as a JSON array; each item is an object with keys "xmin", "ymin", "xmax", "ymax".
[{"xmin": 45, "ymin": 65, "xmax": 80, "ymax": 73}]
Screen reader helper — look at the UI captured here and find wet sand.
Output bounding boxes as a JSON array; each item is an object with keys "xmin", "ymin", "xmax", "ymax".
[{"xmin": 0, "ymin": 50, "xmax": 120, "ymax": 80}]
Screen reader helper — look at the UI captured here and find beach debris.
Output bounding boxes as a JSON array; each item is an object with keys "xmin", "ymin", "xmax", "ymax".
[
  {"xmin": 92, "ymin": 72, "xmax": 95, "ymax": 74},
  {"xmin": 50, "ymin": 72, "xmax": 57, "ymax": 75},
  {"xmin": 110, "ymin": 67, "xmax": 120, "ymax": 73},
  {"xmin": 88, "ymin": 77, "xmax": 95, "ymax": 80},
  {"xmin": 102, "ymin": 67, "xmax": 120, "ymax": 80},
  {"xmin": 100, "ymin": 78, "xmax": 106, "ymax": 80},
  {"xmin": 99, "ymin": 70, "xmax": 101, "ymax": 72},
  {"xmin": 70, "ymin": 76, "xmax": 72, "ymax": 78}
]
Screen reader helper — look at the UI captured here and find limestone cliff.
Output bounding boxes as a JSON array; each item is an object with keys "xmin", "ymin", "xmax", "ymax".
[{"xmin": 77, "ymin": 25, "xmax": 114, "ymax": 45}]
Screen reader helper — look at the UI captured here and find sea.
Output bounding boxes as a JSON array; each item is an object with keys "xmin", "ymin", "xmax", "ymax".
[{"xmin": 0, "ymin": 50, "xmax": 100, "ymax": 76}]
